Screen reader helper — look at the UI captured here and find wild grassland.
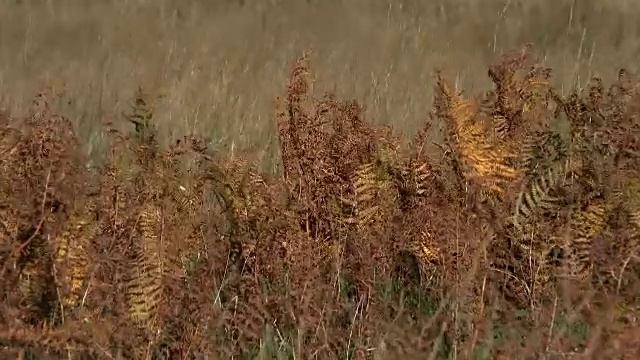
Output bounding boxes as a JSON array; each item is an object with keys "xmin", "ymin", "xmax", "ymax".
[
  {"xmin": 2, "ymin": 0, "xmax": 640, "ymax": 166},
  {"xmin": 1, "ymin": 0, "xmax": 640, "ymax": 359}
]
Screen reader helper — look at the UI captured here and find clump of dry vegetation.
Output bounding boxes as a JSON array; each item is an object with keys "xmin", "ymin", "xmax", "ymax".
[{"xmin": 1, "ymin": 46, "xmax": 639, "ymax": 359}]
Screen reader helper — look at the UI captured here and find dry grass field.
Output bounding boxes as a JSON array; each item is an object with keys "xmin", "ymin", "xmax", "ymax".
[{"xmin": 1, "ymin": 0, "xmax": 640, "ymax": 359}]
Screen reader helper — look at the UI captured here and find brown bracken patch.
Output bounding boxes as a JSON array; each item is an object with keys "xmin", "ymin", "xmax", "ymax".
[{"xmin": 0, "ymin": 46, "xmax": 639, "ymax": 359}]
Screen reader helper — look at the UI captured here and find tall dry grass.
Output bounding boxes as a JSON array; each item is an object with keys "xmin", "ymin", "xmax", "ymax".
[{"xmin": 1, "ymin": 0, "xmax": 639, "ymax": 167}]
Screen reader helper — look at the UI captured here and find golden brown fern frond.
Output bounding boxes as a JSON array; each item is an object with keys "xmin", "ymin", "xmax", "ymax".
[
  {"xmin": 413, "ymin": 161, "xmax": 432, "ymax": 197},
  {"xmin": 409, "ymin": 229, "xmax": 440, "ymax": 283},
  {"xmin": 125, "ymin": 201, "xmax": 163, "ymax": 331},
  {"xmin": 52, "ymin": 204, "xmax": 97, "ymax": 311},
  {"xmin": 353, "ymin": 162, "xmax": 381, "ymax": 228},
  {"xmin": 630, "ymin": 210, "xmax": 640, "ymax": 230},
  {"xmin": 491, "ymin": 114, "xmax": 510, "ymax": 141},
  {"xmin": 436, "ymin": 74, "xmax": 521, "ymax": 193},
  {"xmin": 566, "ymin": 199, "xmax": 608, "ymax": 279}
]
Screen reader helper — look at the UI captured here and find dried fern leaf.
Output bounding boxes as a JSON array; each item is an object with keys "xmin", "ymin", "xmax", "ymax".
[
  {"xmin": 436, "ymin": 74, "xmax": 521, "ymax": 191},
  {"xmin": 353, "ymin": 162, "xmax": 380, "ymax": 228},
  {"xmin": 513, "ymin": 157, "xmax": 582, "ymax": 235},
  {"xmin": 409, "ymin": 229, "xmax": 440, "ymax": 282},
  {"xmin": 414, "ymin": 162, "xmax": 432, "ymax": 196},
  {"xmin": 125, "ymin": 201, "xmax": 163, "ymax": 330},
  {"xmin": 52, "ymin": 206, "xmax": 97, "ymax": 310},
  {"xmin": 566, "ymin": 199, "xmax": 608, "ymax": 279}
]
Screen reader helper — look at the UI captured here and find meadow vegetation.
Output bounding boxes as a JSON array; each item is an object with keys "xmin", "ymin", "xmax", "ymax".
[{"xmin": 1, "ymin": 0, "xmax": 640, "ymax": 359}]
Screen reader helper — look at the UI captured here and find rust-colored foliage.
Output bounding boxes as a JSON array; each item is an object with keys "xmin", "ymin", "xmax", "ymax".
[{"xmin": 1, "ymin": 48, "xmax": 640, "ymax": 359}]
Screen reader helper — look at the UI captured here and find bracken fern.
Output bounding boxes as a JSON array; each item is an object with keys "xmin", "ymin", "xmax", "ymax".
[
  {"xmin": 435, "ymin": 73, "xmax": 522, "ymax": 196},
  {"xmin": 51, "ymin": 200, "xmax": 97, "ymax": 311},
  {"xmin": 125, "ymin": 201, "xmax": 163, "ymax": 331}
]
